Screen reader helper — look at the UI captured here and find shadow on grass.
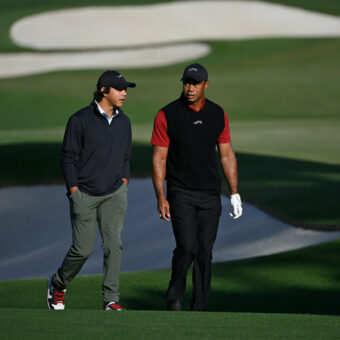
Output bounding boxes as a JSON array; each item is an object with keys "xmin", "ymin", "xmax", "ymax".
[
  {"xmin": 236, "ymin": 153, "xmax": 340, "ymax": 229},
  {"xmin": 1, "ymin": 141, "xmax": 339, "ymax": 227},
  {"xmin": 0, "ymin": 142, "xmax": 153, "ymax": 186},
  {"xmin": 208, "ymin": 239, "xmax": 340, "ymax": 315},
  {"xmin": 110, "ymin": 239, "xmax": 340, "ymax": 315},
  {"xmin": 1, "ymin": 240, "xmax": 340, "ymax": 315}
]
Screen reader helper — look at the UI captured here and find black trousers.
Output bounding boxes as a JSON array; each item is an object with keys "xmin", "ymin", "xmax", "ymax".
[{"xmin": 166, "ymin": 186, "xmax": 222, "ymax": 311}]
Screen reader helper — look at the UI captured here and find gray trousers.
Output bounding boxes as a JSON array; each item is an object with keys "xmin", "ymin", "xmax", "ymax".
[{"xmin": 53, "ymin": 183, "xmax": 128, "ymax": 303}]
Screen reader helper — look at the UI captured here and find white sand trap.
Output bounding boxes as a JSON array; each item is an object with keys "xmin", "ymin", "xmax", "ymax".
[
  {"xmin": 0, "ymin": 43, "xmax": 210, "ymax": 78},
  {"xmin": 1, "ymin": 1, "xmax": 340, "ymax": 78},
  {"xmin": 10, "ymin": 1, "xmax": 340, "ymax": 50},
  {"xmin": 1, "ymin": 179, "xmax": 339, "ymax": 280}
]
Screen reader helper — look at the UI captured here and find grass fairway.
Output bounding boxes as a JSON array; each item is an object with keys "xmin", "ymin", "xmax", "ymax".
[
  {"xmin": 1, "ymin": 0, "xmax": 340, "ymax": 228},
  {"xmin": 0, "ymin": 0, "xmax": 340, "ymax": 52},
  {"xmin": 2, "ymin": 39, "xmax": 340, "ymax": 127},
  {"xmin": 2, "ymin": 239, "xmax": 340, "ymax": 314},
  {"xmin": 0, "ymin": 38, "xmax": 339, "ymax": 227},
  {"xmin": 1, "ymin": 239, "xmax": 340, "ymax": 339},
  {"xmin": 1, "ymin": 142, "xmax": 339, "ymax": 226},
  {"xmin": 265, "ymin": 0, "xmax": 340, "ymax": 16},
  {"xmin": 1, "ymin": 1, "xmax": 340, "ymax": 339},
  {"xmin": 1, "ymin": 309, "xmax": 340, "ymax": 340}
]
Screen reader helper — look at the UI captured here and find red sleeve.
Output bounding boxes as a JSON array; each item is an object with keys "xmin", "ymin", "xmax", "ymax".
[
  {"xmin": 217, "ymin": 110, "xmax": 231, "ymax": 144},
  {"xmin": 150, "ymin": 110, "xmax": 169, "ymax": 147}
]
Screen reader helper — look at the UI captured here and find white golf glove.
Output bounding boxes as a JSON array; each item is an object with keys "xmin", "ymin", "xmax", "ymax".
[{"xmin": 229, "ymin": 193, "xmax": 242, "ymax": 219}]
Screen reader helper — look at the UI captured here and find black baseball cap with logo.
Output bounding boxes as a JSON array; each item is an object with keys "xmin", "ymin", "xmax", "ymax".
[
  {"xmin": 97, "ymin": 70, "xmax": 136, "ymax": 90},
  {"xmin": 181, "ymin": 63, "xmax": 208, "ymax": 82}
]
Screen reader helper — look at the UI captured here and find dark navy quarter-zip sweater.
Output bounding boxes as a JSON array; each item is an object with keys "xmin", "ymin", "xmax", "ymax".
[{"xmin": 61, "ymin": 101, "xmax": 131, "ymax": 196}]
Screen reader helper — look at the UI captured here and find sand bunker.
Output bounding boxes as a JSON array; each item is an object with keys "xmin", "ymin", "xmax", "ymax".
[
  {"xmin": 0, "ymin": 43, "xmax": 210, "ymax": 78},
  {"xmin": 1, "ymin": 2, "xmax": 340, "ymax": 280},
  {"xmin": 1, "ymin": 1, "xmax": 340, "ymax": 78},
  {"xmin": 1, "ymin": 179, "xmax": 340, "ymax": 280},
  {"xmin": 11, "ymin": 1, "xmax": 340, "ymax": 50}
]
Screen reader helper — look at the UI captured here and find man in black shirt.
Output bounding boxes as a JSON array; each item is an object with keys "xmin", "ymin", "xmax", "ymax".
[
  {"xmin": 47, "ymin": 70, "xmax": 136, "ymax": 311},
  {"xmin": 151, "ymin": 63, "xmax": 242, "ymax": 311}
]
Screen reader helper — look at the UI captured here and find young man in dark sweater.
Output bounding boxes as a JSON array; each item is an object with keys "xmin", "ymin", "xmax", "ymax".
[
  {"xmin": 151, "ymin": 63, "xmax": 242, "ymax": 311},
  {"xmin": 47, "ymin": 70, "xmax": 136, "ymax": 311}
]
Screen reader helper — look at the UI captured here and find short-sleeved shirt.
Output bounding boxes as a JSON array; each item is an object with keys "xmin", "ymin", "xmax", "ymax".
[
  {"xmin": 151, "ymin": 96, "xmax": 231, "ymax": 195},
  {"xmin": 151, "ymin": 97, "xmax": 231, "ymax": 147}
]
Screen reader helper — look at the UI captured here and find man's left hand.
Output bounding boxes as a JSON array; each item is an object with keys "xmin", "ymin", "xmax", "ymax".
[{"xmin": 229, "ymin": 193, "xmax": 242, "ymax": 219}]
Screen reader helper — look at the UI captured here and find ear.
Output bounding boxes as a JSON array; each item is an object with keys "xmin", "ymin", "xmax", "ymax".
[
  {"xmin": 204, "ymin": 81, "xmax": 210, "ymax": 90},
  {"xmin": 100, "ymin": 86, "xmax": 107, "ymax": 96}
]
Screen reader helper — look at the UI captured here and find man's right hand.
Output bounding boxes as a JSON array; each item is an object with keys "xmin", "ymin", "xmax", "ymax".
[
  {"xmin": 229, "ymin": 193, "xmax": 242, "ymax": 219},
  {"xmin": 69, "ymin": 186, "xmax": 78, "ymax": 195},
  {"xmin": 158, "ymin": 197, "xmax": 171, "ymax": 222}
]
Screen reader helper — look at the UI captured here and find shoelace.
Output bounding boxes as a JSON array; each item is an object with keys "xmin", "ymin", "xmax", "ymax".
[{"xmin": 53, "ymin": 291, "xmax": 65, "ymax": 304}]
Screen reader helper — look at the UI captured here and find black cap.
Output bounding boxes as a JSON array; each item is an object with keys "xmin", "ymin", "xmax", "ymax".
[
  {"xmin": 181, "ymin": 63, "xmax": 208, "ymax": 82},
  {"xmin": 97, "ymin": 70, "xmax": 136, "ymax": 90}
]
